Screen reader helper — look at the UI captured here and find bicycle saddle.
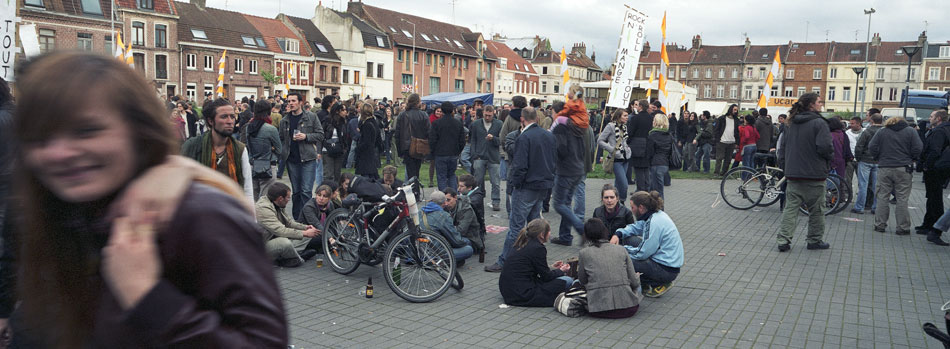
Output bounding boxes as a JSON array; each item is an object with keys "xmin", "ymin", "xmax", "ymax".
[{"xmin": 342, "ymin": 193, "xmax": 362, "ymax": 208}]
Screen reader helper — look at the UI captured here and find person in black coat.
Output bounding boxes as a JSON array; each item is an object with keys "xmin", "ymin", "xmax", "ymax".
[
  {"xmin": 592, "ymin": 184, "xmax": 636, "ymax": 233},
  {"xmin": 429, "ymin": 101, "xmax": 465, "ymax": 191},
  {"xmin": 626, "ymin": 100, "xmax": 653, "ymax": 192},
  {"xmin": 354, "ymin": 104, "xmax": 382, "ymax": 179},
  {"xmin": 646, "ymin": 114, "xmax": 674, "ymax": 198},
  {"xmin": 498, "ymin": 219, "xmax": 573, "ymax": 307}
]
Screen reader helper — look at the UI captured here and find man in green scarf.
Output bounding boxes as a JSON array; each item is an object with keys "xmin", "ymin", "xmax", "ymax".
[{"xmin": 182, "ymin": 98, "xmax": 253, "ymax": 205}]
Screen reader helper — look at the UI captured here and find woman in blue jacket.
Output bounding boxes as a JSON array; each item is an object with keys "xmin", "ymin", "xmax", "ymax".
[{"xmin": 611, "ymin": 191, "xmax": 684, "ymax": 298}]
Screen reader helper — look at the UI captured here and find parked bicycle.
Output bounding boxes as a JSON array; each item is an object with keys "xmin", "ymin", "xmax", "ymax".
[
  {"xmin": 322, "ymin": 177, "xmax": 462, "ymax": 303},
  {"xmin": 923, "ymin": 299, "xmax": 950, "ymax": 348},
  {"xmin": 719, "ymin": 153, "xmax": 851, "ymax": 215}
]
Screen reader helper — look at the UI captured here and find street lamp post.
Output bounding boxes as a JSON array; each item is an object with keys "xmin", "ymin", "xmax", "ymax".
[
  {"xmin": 402, "ymin": 19, "xmax": 416, "ymax": 93},
  {"xmin": 737, "ymin": 60, "xmax": 744, "ymax": 111},
  {"xmin": 852, "ymin": 66, "xmax": 865, "ymax": 118},
  {"xmin": 901, "ymin": 45, "xmax": 920, "ymax": 120},
  {"xmin": 860, "ymin": 8, "xmax": 875, "ymax": 115}
]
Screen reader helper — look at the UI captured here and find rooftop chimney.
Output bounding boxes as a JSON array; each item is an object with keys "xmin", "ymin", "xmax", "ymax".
[
  {"xmin": 871, "ymin": 33, "xmax": 881, "ymax": 46},
  {"xmin": 691, "ymin": 35, "xmax": 702, "ymax": 50},
  {"xmin": 918, "ymin": 31, "xmax": 928, "ymax": 47},
  {"xmin": 191, "ymin": 0, "xmax": 205, "ymax": 9}
]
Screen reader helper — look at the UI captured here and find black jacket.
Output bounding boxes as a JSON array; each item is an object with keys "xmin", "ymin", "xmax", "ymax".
[
  {"xmin": 778, "ymin": 111, "xmax": 833, "ymax": 180},
  {"xmin": 394, "ymin": 108, "xmax": 429, "ymax": 157},
  {"xmin": 429, "ymin": 115, "xmax": 465, "ymax": 157},
  {"xmin": 592, "ymin": 205, "xmax": 636, "ymax": 235},
  {"xmin": 754, "ymin": 116, "xmax": 774, "ymax": 150},
  {"xmin": 355, "ymin": 118, "xmax": 382, "ymax": 176},
  {"xmin": 854, "ymin": 125, "xmax": 882, "ymax": 164},
  {"xmin": 626, "ymin": 110, "xmax": 653, "ymax": 168},
  {"xmin": 510, "ymin": 124, "xmax": 556, "ymax": 190},
  {"xmin": 469, "ymin": 118, "xmax": 502, "ymax": 163},
  {"xmin": 922, "ymin": 122, "xmax": 950, "ymax": 172},
  {"xmin": 498, "ymin": 239, "xmax": 566, "ymax": 307},
  {"xmin": 552, "ymin": 120, "xmax": 586, "ymax": 177},
  {"xmin": 714, "ymin": 114, "xmax": 741, "ymax": 144},
  {"xmin": 647, "ymin": 129, "xmax": 674, "ymax": 167},
  {"xmin": 869, "ymin": 119, "xmax": 923, "ymax": 168}
]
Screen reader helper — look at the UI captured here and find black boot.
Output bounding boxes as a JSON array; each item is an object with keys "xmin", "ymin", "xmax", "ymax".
[{"xmin": 927, "ymin": 230, "xmax": 949, "ymax": 246}]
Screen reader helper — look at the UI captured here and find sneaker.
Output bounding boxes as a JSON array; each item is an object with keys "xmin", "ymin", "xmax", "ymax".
[
  {"xmin": 492, "ymin": 204, "xmax": 501, "ymax": 212},
  {"xmin": 806, "ymin": 241, "xmax": 830, "ymax": 250},
  {"xmin": 874, "ymin": 226, "xmax": 886, "ymax": 233},
  {"xmin": 927, "ymin": 231, "xmax": 950, "ymax": 246},
  {"xmin": 777, "ymin": 244, "xmax": 790, "ymax": 252},
  {"xmin": 850, "ymin": 208, "xmax": 863, "ymax": 214},
  {"xmin": 550, "ymin": 237, "xmax": 572, "ymax": 246},
  {"xmin": 644, "ymin": 282, "xmax": 674, "ymax": 298},
  {"xmin": 299, "ymin": 249, "xmax": 318, "ymax": 261},
  {"xmin": 895, "ymin": 229, "xmax": 911, "ymax": 236},
  {"xmin": 484, "ymin": 263, "xmax": 503, "ymax": 273}
]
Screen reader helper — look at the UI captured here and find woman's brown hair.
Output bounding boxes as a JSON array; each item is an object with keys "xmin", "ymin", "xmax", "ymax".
[
  {"xmin": 513, "ymin": 218, "xmax": 550, "ymax": 250},
  {"xmin": 630, "ymin": 190, "xmax": 665, "ymax": 212},
  {"xmin": 14, "ymin": 52, "xmax": 174, "ymax": 346}
]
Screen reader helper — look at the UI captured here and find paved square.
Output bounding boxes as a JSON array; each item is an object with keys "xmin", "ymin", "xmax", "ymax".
[{"xmin": 277, "ymin": 177, "xmax": 950, "ymax": 348}]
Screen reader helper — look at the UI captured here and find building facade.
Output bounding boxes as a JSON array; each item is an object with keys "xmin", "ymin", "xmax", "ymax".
[
  {"xmin": 824, "ymin": 41, "xmax": 877, "ymax": 113},
  {"xmin": 310, "ymin": 7, "xmax": 393, "ymax": 101},
  {"xmin": 686, "ymin": 36, "xmax": 747, "ymax": 107},
  {"xmin": 282, "ymin": 14, "xmax": 343, "ymax": 101},
  {"xmin": 741, "ymin": 43, "xmax": 787, "ymax": 109},
  {"xmin": 115, "ymin": 0, "xmax": 180, "ymax": 100},
  {"xmin": 782, "ymin": 42, "xmax": 833, "ymax": 102},
  {"xmin": 922, "ymin": 38, "xmax": 950, "ymax": 93},
  {"xmin": 485, "ymin": 40, "xmax": 539, "ymax": 104}
]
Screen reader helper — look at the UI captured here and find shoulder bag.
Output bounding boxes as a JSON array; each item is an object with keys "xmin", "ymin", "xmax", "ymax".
[{"xmin": 408, "ymin": 117, "xmax": 430, "ymax": 159}]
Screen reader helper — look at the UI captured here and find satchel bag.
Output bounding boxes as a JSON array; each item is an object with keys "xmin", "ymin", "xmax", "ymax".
[
  {"xmin": 603, "ymin": 154, "xmax": 614, "ymax": 174},
  {"xmin": 407, "ymin": 119, "xmax": 430, "ymax": 159},
  {"xmin": 669, "ymin": 134, "xmax": 683, "ymax": 169},
  {"xmin": 553, "ymin": 284, "xmax": 588, "ymax": 317}
]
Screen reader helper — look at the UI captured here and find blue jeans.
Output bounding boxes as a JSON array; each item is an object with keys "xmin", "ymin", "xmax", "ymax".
[
  {"xmin": 497, "ymin": 187, "xmax": 545, "ymax": 266},
  {"xmin": 453, "ymin": 245, "xmax": 474, "ymax": 262},
  {"xmin": 473, "ymin": 159, "xmax": 501, "ymax": 205},
  {"xmin": 287, "ymin": 159, "xmax": 317, "ymax": 220},
  {"xmin": 460, "ymin": 144, "xmax": 472, "ymax": 173},
  {"xmin": 649, "ymin": 166, "xmax": 669, "ymax": 199},
  {"xmin": 696, "ymin": 144, "xmax": 712, "ymax": 172},
  {"xmin": 553, "ymin": 175, "xmax": 585, "ymax": 242},
  {"xmin": 573, "ymin": 174, "xmax": 586, "ymax": 219},
  {"xmin": 500, "ymin": 158, "xmax": 507, "ymax": 179},
  {"xmin": 935, "ymin": 209, "xmax": 950, "ymax": 232},
  {"xmin": 276, "ymin": 158, "xmax": 286, "ymax": 179},
  {"xmin": 434, "ymin": 155, "xmax": 459, "ymax": 191},
  {"xmin": 854, "ymin": 162, "xmax": 878, "ymax": 211},
  {"xmin": 613, "ymin": 160, "xmax": 630, "ymax": 203},
  {"xmin": 313, "ymin": 157, "xmax": 323, "ymax": 188},
  {"xmin": 741, "ymin": 145, "xmax": 757, "ymax": 168},
  {"xmin": 557, "ymin": 276, "xmax": 575, "ymax": 289}
]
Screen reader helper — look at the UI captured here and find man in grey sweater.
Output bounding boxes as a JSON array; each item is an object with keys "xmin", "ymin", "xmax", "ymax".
[{"xmin": 869, "ymin": 116, "xmax": 923, "ymax": 235}]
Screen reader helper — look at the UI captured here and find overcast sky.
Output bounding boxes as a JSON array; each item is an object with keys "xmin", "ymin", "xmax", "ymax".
[{"xmin": 208, "ymin": 0, "xmax": 949, "ymax": 68}]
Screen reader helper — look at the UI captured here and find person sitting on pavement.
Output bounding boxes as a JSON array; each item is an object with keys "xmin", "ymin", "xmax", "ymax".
[
  {"xmin": 382, "ymin": 165, "xmax": 404, "ymax": 194},
  {"xmin": 499, "ymin": 219, "xmax": 574, "ymax": 307},
  {"xmin": 611, "ymin": 191, "xmax": 683, "ymax": 298},
  {"xmin": 419, "ymin": 191, "xmax": 474, "ymax": 265},
  {"xmin": 592, "ymin": 184, "xmax": 636, "ymax": 234},
  {"xmin": 299, "ymin": 185, "xmax": 339, "ymax": 252},
  {"xmin": 443, "ymin": 187, "xmax": 483, "ymax": 256},
  {"xmin": 579, "ymin": 219, "xmax": 643, "ymax": 318},
  {"xmin": 320, "ymin": 179, "xmax": 342, "ymax": 208},
  {"xmin": 256, "ymin": 182, "xmax": 320, "ymax": 267},
  {"xmin": 458, "ymin": 174, "xmax": 486, "ymax": 254}
]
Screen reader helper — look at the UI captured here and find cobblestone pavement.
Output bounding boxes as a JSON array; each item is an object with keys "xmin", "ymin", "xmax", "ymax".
[{"xmin": 276, "ymin": 176, "xmax": 950, "ymax": 348}]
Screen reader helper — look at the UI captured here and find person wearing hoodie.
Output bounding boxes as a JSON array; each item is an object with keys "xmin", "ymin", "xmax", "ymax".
[
  {"xmin": 627, "ymin": 100, "xmax": 653, "ymax": 192},
  {"xmin": 827, "ymin": 116, "xmax": 854, "ymax": 177},
  {"xmin": 240, "ymin": 100, "xmax": 281, "ymax": 201},
  {"xmin": 646, "ymin": 114, "xmax": 674, "ymax": 198},
  {"xmin": 915, "ymin": 109, "xmax": 950, "ymax": 245},
  {"xmin": 550, "ymin": 85, "xmax": 588, "ymax": 246},
  {"xmin": 500, "ymin": 96, "xmax": 527, "ymax": 212},
  {"xmin": 776, "ymin": 93, "xmax": 834, "ymax": 252},
  {"xmin": 868, "ymin": 115, "xmax": 923, "ymax": 235},
  {"xmin": 754, "ymin": 108, "xmax": 775, "ymax": 160},
  {"xmin": 419, "ymin": 191, "xmax": 474, "ymax": 264},
  {"xmin": 714, "ymin": 104, "xmax": 742, "ymax": 176},
  {"xmin": 610, "ymin": 191, "xmax": 683, "ymax": 298}
]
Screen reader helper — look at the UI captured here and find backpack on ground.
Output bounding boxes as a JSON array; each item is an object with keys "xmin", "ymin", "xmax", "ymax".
[{"xmin": 553, "ymin": 284, "xmax": 588, "ymax": 317}]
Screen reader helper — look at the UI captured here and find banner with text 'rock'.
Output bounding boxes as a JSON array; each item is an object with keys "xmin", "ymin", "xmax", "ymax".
[{"xmin": 606, "ymin": 8, "xmax": 648, "ymax": 108}]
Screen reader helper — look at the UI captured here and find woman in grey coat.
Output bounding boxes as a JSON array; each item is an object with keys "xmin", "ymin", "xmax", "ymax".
[
  {"xmin": 577, "ymin": 219, "xmax": 642, "ymax": 318},
  {"xmin": 597, "ymin": 109, "xmax": 632, "ymax": 203}
]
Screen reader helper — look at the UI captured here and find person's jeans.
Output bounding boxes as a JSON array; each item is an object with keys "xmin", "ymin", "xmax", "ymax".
[
  {"xmin": 453, "ymin": 245, "xmax": 474, "ymax": 262},
  {"xmin": 648, "ymin": 166, "xmax": 669, "ymax": 199},
  {"xmin": 313, "ymin": 157, "xmax": 323, "ymax": 189},
  {"xmin": 323, "ymin": 155, "xmax": 344, "ymax": 184},
  {"xmin": 556, "ymin": 276, "xmax": 575, "ymax": 290},
  {"xmin": 630, "ymin": 258, "xmax": 679, "ymax": 288},
  {"xmin": 613, "ymin": 160, "xmax": 630, "ymax": 203},
  {"xmin": 777, "ymin": 180, "xmax": 826, "ymax": 245},
  {"xmin": 553, "ymin": 174, "xmax": 584, "ymax": 242},
  {"xmin": 497, "ymin": 187, "xmax": 545, "ymax": 266},
  {"xmin": 345, "ymin": 141, "xmax": 358, "ymax": 168},
  {"xmin": 741, "ymin": 145, "xmax": 757, "ymax": 169},
  {"xmin": 473, "ymin": 159, "xmax": 501, "ymax": 205},
  {"xmin": 696, "ymin": 143, "xmax": 712, "ymax": 172},
  {"xmin": 874, "ymin": 167, "xmax": 913, "ymax": 231},
  {"xmin": 500, "ymin": 158, "xmax": 508, "ymax": 179},
  {"xmin": 934, "ymin": 208, "xmax": 950, "ymax": 234},
  {"xmin": 287, "ymin": 159, "xmax": 317, "ymax": 220},
  {"xmin": 434, "ymin": 155, "xmax": 459, "ymax": 191},
  {"xmin": 573, "ymin": 174, "xmax": 586, "ymax": 219},
  {"xmin": 276, "ymin": 157, "xmax": 286, "ymax": 179},
  {"xmin": 460, "ymin": 144, "xmax": 472, "ymax": 173},
  {"xmin": 683, "ymin": 143, "xmax": 697, "ymax": 171},
  {"xmin": 854, "ymin": 162, "xmax": 878, "ymax": 211},
  {"xmin": 633, "ymin": 167, "xmax": 650, "ymax": 193}
]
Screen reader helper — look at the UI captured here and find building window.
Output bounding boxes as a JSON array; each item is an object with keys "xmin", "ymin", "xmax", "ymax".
[
  {"xmin": 729, "ymin": 86, "xmax": 737, "ymax": 99},
  {"xmin": 397, "ymin": 49, "xmax": 403, "ymax": 62},
  {"xmin": 827, "ymin": 87, "xmax": 836, "ymax": 101},
  {"xmin": 454, "ymin": 79, "xmax": 464, "ymax": 92},
  {"xmin": 300, "ymin": 64, "xmax": 309, "ymax": 80},
  {"xmin": 876, "ymin": 67, "xmax": 884, "ymax": 80},
  {"xmin": 104, "ymin": 35, "xmax": 112, "ymax": 54},
  {"xmin": 241, "ymin": 36, "xmax": 255, "ymax": 46},
  {"xmin": 669, "ymin": 68, "xmax": 675, "ymax": 79},
  {"xmin": 375, "ymin": 36, "xmax": 385, "ymax": 47},
  {"xmin": 203, "ymin": 84, "xmax": 213, "ymax": 97},
  {"xmin": 319, "ymin": 65, "xmax": 326, "ymax": 81},
  {"xmin": 250, "ymin": 60, "xmax": 258, "ymax": 74},
  {"xmin": 758, "ymin": 68, "xmax": 767, "ymax": 79},
  {"xmin": 331, "ymin": 67, "xmax": 339, "ymax": 82},
  {"xmin": 703, "ymin": 85, "xmax": 711, "ymax": 98},
  {"xmin": 154, "ymin": 24, "xmax": 167, "ymax": 48},
  {"xmin": 342, "ymin": 69, "xmax": 349, "ymax": 84},
  {"xmin": 353, "ymin": 70, "xmax": 359, "ymax": 84},
  {"xmin": 186, "ymin": 83, "xmax": 196, "ymax": 101},
  {"xmin": 909, "ymin": 67, "xmax": 918, "ymax": 80},
  {"xmin": 732, "ymin": 68, "xmax": 738, "ymax": 79},
  {"xmin": 771, "ymin": 86, "xmax": 779, "ymax": 97},
  {"xmin": 77, "ymin": 33, "xmax": 93, "ymax": 51},
  {"xmin": 401, "ymin": 74, "xmax": 413, "ymax": 87},
  {"xmin": 315, "ymin": 43, "xmax": 328, "ymax": 53},
  {"xmin": 24, "ymin": 0, "xmax": 44, "ymax": 7},
  {"xmin": 889, "ymin": 88, "xmax": 898, "ymax": 101},
  {"xmin": 132, "ymin": 21, "xmax": 145, "ymax": 46},
  {"xmin": 234, "ymin": 58, "xmax": 243, "ymax": 73},
  {"xmin": 377, "ymin": 64, "xmax": 384, "ymax": 78},
  {"xmin": 414, "ymin": 52, "xmax": 419, "ymax": 64},
  {"xmin": 367, "ymin": 62, "xmax": 374, "ymax": 78},
  {"xmin": 284, "ymin": 39, "xmax": 299, "ymax": 54},
  {"xmin": 786, "ymin": 69, "xmax": 794, "ymax": 79},
  {"xmin": 554, "ymin": 83, "xmax": 560, "ymax": 94},
  {"xmin": 203, "ymin": 55, "xmax": 213, "ymax": 71},
  {"xmin": 133, "ymin": 52, "xmax": 145, "ymax": 73},
  {"xmin": 81, "ymin": 0, "xmax": 102, "ymax": 14},
  {"xmin": 842, "ymin": 87, "xmax": 851, "ymax": 101},
  {"xmin": 680, "ymin": 68, "xmax": 687, "ymax": 77},
  {"xmin": 186, "ymin": 54, "xmax": 196, "ymax": 69},
  {"xmin": 829, "ymin": 68, "xmax": 837, "ymax": 79},
  {"xmin": 426, "ymin": 54, "xmax": 431, "ymax": 66},
  {"xmin": 39, "ymin": 29, "xmax": 55, "ymax": 53},
  {"xmin": 940, "ymin": 46, "xmax": 950, "ymax": 58},
  {"xmin": 705, "ymin": 68, "xmax": 712, "ymax": 79},
  {"xmin": 812, "ymin": 69, "xmax": 822, "ymax": 80},
  {"xmin": 928, "ymin": 67, "xmax": 940, "ymax": 81},
  {"xmin": 744, "ymin": 86, "xmax": 752, "ymax": 100},
  {"xmin": 191, "ymin": 29, "xmax": 207, "ymax": 40},
  {"xmin": 155, "ymin": 54, "xmax": 167, "ymax": 79},
  {"xmin": 691, "ymin": 69, "xmax": 698, "ymax": 79},
  {"xmin": 784, "ymin": 87, "xmax": 793, "ymax": 97},
  {"xmin": 138, "ymin": 0, "xmax": 153, "ymax": 9},
  {"xmin": 812, "ymin": 87, "xmax": 821, "ymax": 96},
  {"xmin": 430, "ymin": 77, "xmax": 440, "ymax": 94},
  {"xmin": 715, "ymin": 85, "xmax": 724, "ymax": 98},
  {"xmin": 797, "ymin": 87, "xmax": 805, "ymax": 97},
  {"xmin": 644, "ymin": 67, "xmax": 652, "ymax": 78},
  {"xmin": 718, "ymin": 68, "xmax": 725, "ymax": 79},
  {"xmin": 541, "ymin": 81, "xmax": 547, "ymax": 93},
  {"xmin": 857, "ymin": 87, "xmax": 865, "ymax": 102},
  {"xmin": 874, "ymin": 87, "xmax": 883, "ymax": 101}
]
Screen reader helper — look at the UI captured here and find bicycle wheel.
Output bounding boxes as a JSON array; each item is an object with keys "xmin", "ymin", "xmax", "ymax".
[
  {"xmin": 827, "ymin": 173, "xmax": 852, "ymax": 215},
  {"xmin": 323, "ymin": 208, "xmax": 361, "ymax": 275},
  {"xmin": 451, "ymin": 271, "xmax": 464, "ymax": 290},
  {"xmin": 383, "ymin": 229, "xmax": 456, "ymax": 303},
  {"xmin": 799, "ymin": 176, "xmax": 841, "ymax": 216},
  {"xmin": 757, "ymin": 174, "xmax": 783, "ymax": 207},
  {"xmin": 720, "ymin": 166, "xmax": 765, "ymax": 210}
]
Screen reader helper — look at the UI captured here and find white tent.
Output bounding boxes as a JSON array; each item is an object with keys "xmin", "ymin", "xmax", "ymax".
[{"xmin": 581, "ymin": 79, "xmax": 698, "ymax": 114}]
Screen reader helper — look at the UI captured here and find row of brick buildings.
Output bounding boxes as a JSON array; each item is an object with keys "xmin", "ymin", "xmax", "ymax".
[
  {"xmin": 635, "ymin": 32, "xmax": 950, "ymax": 112},
  {"xmin": 19, "ymin": 0, "xmax": 604, "ymax": 106}
]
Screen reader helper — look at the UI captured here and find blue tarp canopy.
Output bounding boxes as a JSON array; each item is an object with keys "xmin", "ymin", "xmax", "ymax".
[{"xmin": 420, "ymin": 92, "xmax": 493, "ymax": 108}]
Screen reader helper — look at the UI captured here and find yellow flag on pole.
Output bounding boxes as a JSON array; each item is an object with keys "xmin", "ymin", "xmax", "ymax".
[
  {"xmin": 758, "ymin": 47, "xmax": 782, "ymax": 109},
  {"xmin": 560, "ymin": 47, "xmax": 570, "ymax": 97},
  {"xmin": 216, "ymin": 50, "xmax": 227, "ymax": 98},
  {"xmin": 657, "ymin": 11, "xmax": 669, "ymax": 113},
  {"xmin": 646, "ymin": 70, "xmax": 655, "ymax": 100}
]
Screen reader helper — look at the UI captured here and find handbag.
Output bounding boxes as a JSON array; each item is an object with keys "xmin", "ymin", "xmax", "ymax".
[
  {"xmin": 668, "ymin": 134, "xmax": 683, "ymax": 169},
  {"xmin": 407, "ymin": 118, "xmax": 430, "ymax": 159},
  {"xmin": 603, "ymin": 154, "xmax": 614, "ymax": 174},
  {"xmin": 553, "ymin": 284, "xmax": 588, "ymax": 317}
]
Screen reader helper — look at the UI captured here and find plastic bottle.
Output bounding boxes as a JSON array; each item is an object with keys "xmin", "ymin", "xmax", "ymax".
[
  {"xmin": 365, "ymin": 277, "xmax": 374, "ymax": 298},
  {"xmin": 392, "ymin": 257, "xmax": 402, "ymax": 286}
]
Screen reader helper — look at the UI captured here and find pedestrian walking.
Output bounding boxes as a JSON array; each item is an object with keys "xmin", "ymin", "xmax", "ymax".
[
  {"xmin": 713, "ymin": 104, "xmax": 741, "ymax": 176},
  {"xmin": 598, "ymin": 109, "xmax": 633, "ymax": 201},
  {"xmin": 550, "ymin": 85, "xmax": 589, "ymax": 246},
  {"xmin": 869, "ymin": 115, "xmax": 922, "ymax": 235},
  {"xmin": 776, "ymin": 93, "xmax": 834, "ymax": 252}
]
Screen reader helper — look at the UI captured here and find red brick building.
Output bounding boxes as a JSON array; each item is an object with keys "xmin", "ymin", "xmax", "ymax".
[
  {"xmin": 782, "ymin": 42, "xmax": 833, "ymax": 99},
  {"xmin": 244, "ymin": 14, "xmax": 315, "ymax": 101},
  {"xmin": 115, "ymin": 0, "xmax": 180, "ymax": 99},
  {"xmin": 281, "ymin": 15, "xmax": 342, "ymax": 100},
  {"xmin": 20, "ymin": 0, "xmax": 117, "ymax": 60},
  {"xmin": 484, "ymin": 40, "xmax": 539, "ymax": 103}
]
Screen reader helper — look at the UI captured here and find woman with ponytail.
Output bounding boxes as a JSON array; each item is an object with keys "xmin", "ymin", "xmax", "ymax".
[
  {"xmin": 611, "ymin": 191, "xmax": 683, "ymax": 298},
  {"xmin": 499, "ymin": 219, "xmax": 574, "ymax": 307}
]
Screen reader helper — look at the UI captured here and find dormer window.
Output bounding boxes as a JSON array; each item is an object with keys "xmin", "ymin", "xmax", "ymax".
[
  {"xmin": 389, "ymin": 26, "xmax": 396, "ymax": 33},
  {"xmin": 402, "ymin": 30, "xmax": 412, "ymax": 38},
  {"xmin": 81, "ymin": 0, "xmax": 103, "ymax": 14},
  {"xmin": 137, "ymin": 0, "xmax": 153, "ymax": 10},
  {"xmin": 191, "ymin": 29, "xmax": 207, "ymax": 40},
  {"xmin": 255, "ymin": 37, "xmax": 266, "ymax": 47},
  {"xmin": 453, "ymin": 40, "xmax": 463, "ymax": 49},
  {"xmin": 279, "ymin": 38, "xmax": 299, "ymax": 54},
  {"xmin": 24, "ymin": 0, "xmax": 44, "ymax": 8},
  {"xmin": 315, "ymin": 43, "xmax": 328, "ymax": 53},
  {"xmin": 375, "ymin": 36, "xmax": 385, "ymax": 47},
  {"xmin": 850, "ymin": 49, "xmax": 861, "ymax": 54},
  {"xmin": 241, "ymin": 36, "xmax": 256, "ymax": 46},
  {"xmin": 712, "ymin": 54, "xmax": 718, "ymax": 59},
  {"xmin": 805, "ymin": 50, "xmax": 815, "ymax": 56},
  {"xmin": 420, "ymin": 33, "xmax": 431, "ymax": 42},
  {"xmin": 762, "ymin": 54, "xmax": 768, "ymax": 59}
]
